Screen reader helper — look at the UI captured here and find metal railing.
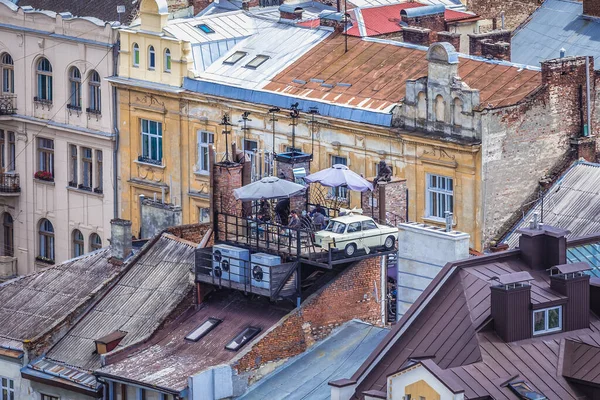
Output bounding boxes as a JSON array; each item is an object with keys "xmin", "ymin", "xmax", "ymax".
[
  {"xmin": 0, "ymin": 173, "xmax": 20, "ymax": 193},
  {"xmin": 0, "ymin": 94, "xmax": 16, "ymax": 115}
]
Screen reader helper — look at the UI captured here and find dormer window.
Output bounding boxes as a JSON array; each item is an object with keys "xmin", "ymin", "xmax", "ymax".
[
  {"xmin": 533, "ymin": 306, "xmax": 562, "ymax": 335},
  {"xmin": 223, "ymin": 51, "xmax": 247, "ymax": 65},
  {"xmin": 197, "ymin": 24, "xmax": 214, "ymax": 34},
  {"xmin": 245, "ymin": 55, "xmax": 269, "ymax": 69}
]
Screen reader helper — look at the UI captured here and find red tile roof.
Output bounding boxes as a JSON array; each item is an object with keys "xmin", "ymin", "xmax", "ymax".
[{"xmin": 264, "ymin": 35, "xmax": 541, "ymax": 112}]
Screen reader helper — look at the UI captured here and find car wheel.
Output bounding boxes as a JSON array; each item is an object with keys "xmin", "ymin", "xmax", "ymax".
[
  {"xmin": 345, "ymin": 243, "xmax": 357, "ymax": 257},
  {"xmin": 384, "ymin": 236, "xmax": 395, "ymax": 250}
]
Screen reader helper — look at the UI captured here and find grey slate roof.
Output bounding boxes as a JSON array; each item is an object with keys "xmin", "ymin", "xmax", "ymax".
[
  {"xmin": 503, "ymin": 161, "xmax": 600, "ymax": 248},
  {"xmin": 46, "ymin": 234, "xmax": 196, "ymax": 371},
  {"xmin": 240, "ymin": 320, "xmax": 388, "ymax": 400},
  {"xmin": 0, "ymin": 248, "xmax": 121, "ymax": 350},
  {"xmin": 512, "ymin": 0, "xmax": 600, "ymax": 68}
]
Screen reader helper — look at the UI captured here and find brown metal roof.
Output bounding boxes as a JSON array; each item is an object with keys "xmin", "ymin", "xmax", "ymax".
[
  {"xmin": 562, "ymin": 337, "xmax": 600, "ymax": 385},
  {"xmin": 264, "ymin": 35, "xmax": 541, "ymax": 112},
  {"xmin": 490, "ymin": 271, "xmax": 534, "ymax": 285}
]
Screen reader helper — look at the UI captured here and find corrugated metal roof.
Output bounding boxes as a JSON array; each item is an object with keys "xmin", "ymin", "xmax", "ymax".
[
  {"xmin": 348, "ymin": 0, "xmax": 465, "ymax": 11},
  {"xmin": 240, "ymin": 320, "xmax": 388, "ymax": 400},
  {"xmin": 512, "ymin": 0, "xmax": 600, "ymax": 68},
  {"xmin": 503, "ymin": 161, "xmax": 600, "ymax": 248},
  {"xmin": 46, "ymin": 234, "xmax": 196, "ymax": 371},
  {"xmin": 164, "ymin": 11, "xmax": 257, "ymax": 43}
]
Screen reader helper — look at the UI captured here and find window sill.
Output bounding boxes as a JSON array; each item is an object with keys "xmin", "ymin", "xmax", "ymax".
[
  {"xmin": 134, "ymin": 159, "xmax": 166, "ymax": 169},
  {"xmin": 66, "ymin": 186, "xmax": 104, "ymax": 197},
  {"xmin": 193, "ymin": 170, "xmax": 210, "ymax": 177},
  {"xmin": 422, "ymin": 216, "xmax": 456, "ymax": 226},
  {"xmin": 34, "ymin": 178, "xmax": 55, "ymax": 186}
]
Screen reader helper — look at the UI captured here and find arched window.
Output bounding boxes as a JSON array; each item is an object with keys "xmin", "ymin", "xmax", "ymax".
[
  {"xmin": 417, "ymin": 92, "xmax": 426, "ymax": 120},
  {"xmin": 88, "ymin": 70, "xmax": 101, "ymax": 113},
  {"xmin": 36, "ymin": 57, "xmax": 53, "ymax": 102},
  {"xmin": 38, "ymin": 219, "xmax": 54, "ymax": 261},
  {"xmin": 148, "ymin": 46, "xmax": 156, "ymax": 70},
  {"xmin": 73, "ymin": 229, "xmax": 84, "ymax": 257},
  {"xmin": 453, "ymin": 98, "xmax": 463, "ymax": 126},
  {"xmin": 435, "ymin": 95, "xmax": 445, "ymax": 122},
  {"xmin": 90, "ymin": 233, "xmax": 102, "ymax": 252},
  {"xmin": 2, "ymin": 213, "xmax": 13, "ymax": 257},
  {"xmin": 1, "ymin": 53, "xmax": 13, "ymax": 94},
  {"xmin": 132, "ymin": 43, "xmax": 140, "ymax": 67},
  {"xmin": 164, "ymin": 49, "xmax": 171, "ymax": 72},
  {"xmin": 68, "ymin": 67, "xmax": 81, "ymax": 109}
]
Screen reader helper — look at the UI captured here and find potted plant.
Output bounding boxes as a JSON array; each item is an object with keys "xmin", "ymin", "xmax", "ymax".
[{"xmin": 34, "ymin": 170, "xmax": 53, "ymax": 182}]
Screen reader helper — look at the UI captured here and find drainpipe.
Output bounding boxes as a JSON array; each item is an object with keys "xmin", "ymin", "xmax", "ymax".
[
  {"xmin": 585, "ymin": 56, "xmax": 592, "ymax": 137},
  {"xmin": 380, "ymin": 255, "xmax": 387, "ymax": 325},
  {"xmin": 396, "ymin": 229, "xmax": 401, "ymax": 322},
  {"xmin": 112, "ymin": 37, "xmax": 120, "ymax": 218}
]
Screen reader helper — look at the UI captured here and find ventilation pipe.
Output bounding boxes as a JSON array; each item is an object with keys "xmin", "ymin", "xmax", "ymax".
[
  {"xmin": 585, "ymin": 56, "xmax": 592, "ymax": 137},
  {"xmin": 444, "ymin": 211, "xmax": 453, "ymax": 232},
  {"xmin": 560, "ymin": 48, "xmax": 566, "ymax": 58},
  {"xmin": 500, "ymin": 11, "xmax": 505, "ymax": 30}
]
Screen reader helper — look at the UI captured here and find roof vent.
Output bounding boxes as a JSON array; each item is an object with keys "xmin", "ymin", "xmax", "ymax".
[
  {"xmin": 95, "ymin": 331, "xmax": 127, "ymax": 354},
  {"xmin": 58, "ymin": 12, "xmax": 73, "ymax": 19},
  {"xmin": 508, "ymin": 381, "xmax": 547, "ymax": 400},
  {"xmin": 560, "ymin": 48, "xmax": 566, "ymax": 58},
  {"xmin": 21, "ymin": 6, "xmax": 34, "ymax": 12}
]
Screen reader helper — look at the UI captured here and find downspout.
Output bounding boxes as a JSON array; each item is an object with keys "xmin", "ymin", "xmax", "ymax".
[
  {"xmin": 586, "ymin": 56, "xmax": 592, "ymax": 137},
  {"xmin": 380, "ymin": 255, "xmax": 386, "ymax": 325},
  {"xmin": 112, "ymin": 36, "xmax": 120, "ymax": 219}
]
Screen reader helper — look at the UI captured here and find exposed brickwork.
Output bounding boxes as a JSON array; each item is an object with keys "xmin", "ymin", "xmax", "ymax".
[
  {"xmin": 320, "ymin": 16, "xmax": 346, "ymax": 32},
  {"xmin": 436, "ymin": 31, "xmax": 461, "ymax": 51},
  {"xmin": 361, "ymin": 179, "xmax": 407, "ymax": 224},
  {"xmin": 469, "ymin": 30, "xmax": 511, "ymax": 60},
  {"xmin": 280, "ymin": 10, "xmax": 302, "ymax": 20},
  {"xmin": 571, "ymin": 137, "xmax": 597, "ymax": 162},
  {"xmin": 466, "ymin": 0, "xmax": 541, "ymax": 30},
  {"xmin": 166, "ymin": 223, "xmax": 212, "ymax": 244},
  {"xmin": 401, "ymin": 12, "xmax": 446, "ymax": 32},
  {"xmin": 277, "ymin": 157, "xmax": 310, "ymax": 213},
  {"xmin": 234, "ymin": 257, "xmax": 383, "ymax": 373},
  {"xmin": 583, "ymin": 0, "xmax": 600, "ymax": 18},
  {"xmin": 191, "ymin": 0, "xmax": 212, "ymax": 15},
  {"xmin": 213, "ymin": 163, "xmax": 243, "ymax": 235},
  {"xmin": 402, "ymin": 26, "xmax": 433, "ymax": 47}
]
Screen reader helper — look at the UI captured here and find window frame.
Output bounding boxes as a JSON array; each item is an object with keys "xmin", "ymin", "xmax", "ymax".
[
  {"xmin": 88, "ymin": 70, "xmax": 101, "ymax": 114},
  {"xmin": 69, "ymin": 144, "xmax": 77, "ymax": 186},
  {"xmin": 0, "ymin": 53, "xmax": 14, "ymax": 94},
  {"xmin": 425, "ymin": 173, "xmax": 453, "ymax": 221},
  {"xmin": 223, "ymin": 51, "xmax": 247, "ymax": 65},
  {"xmin": 90, "ymin": 233, "xmax": 102, "ymax": 252},
  {"xmin": 36, "ymin": 57, "xmax": 53, "ymax": 102},
  {"xmin": 330, "ymin": 155, "xmax": 348, "ymax": 200},
  {"xmin": 244, "ymin": 55, "xmax": 270, "ymax": 69},
  {"xmin": 197, "ymin": 131, "xmax": 214, "ymax": 174},
  {"xmin": 68, "ymin": 66, "xmax": 82, "ymax": 109},
  {"xmin": 132, "ymin": 43, "xmax": 140, "ymax": 67},
  {"xmin": 73, "ymin": 229, "xmax": 84, "ymax": 258},
  {"xmin": 533, "ymin": 306, "xmax": 562, "ymax": 335},
  {"xmin": 95, "ymin": 150, "xmax": 103, "ymax": 193},
  {"xmin": 38, "ymin": 218, "xmax": 55, "ymax": 261},
  {"xmin": 37, "ymin": 138, "xmax": 54, "ymax": 178},
  {"xmin": 140, "ymin": 119, "xmax": 163, "ymax": 165},
  {"xmin": 81, "ymin": 147, "xmax": 93, "ymax": 190},
  {"xmin": 197, "ymin": 24, "xmax": 215, "ymax": 34},
  {"xmin": 7, "ymin": 132, "xmax": 14, "ymax": 171},
  {"xmin": 164, "ymin": 49, "xmax": 171, "ymax": 72},
  {"xmin": 148, "ymin": 46, "xmax": 156, "ymax": 70},
  {"xmin": 3, "ymin": 213, "xmax": 13, "ymax": 258},
  {"xmin": 1, "ymin": 376, "xmax": 15, "ymax": 400}
]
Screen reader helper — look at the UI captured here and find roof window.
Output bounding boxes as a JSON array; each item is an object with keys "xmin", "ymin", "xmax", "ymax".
[
  {"xmin": 508, "ymin": 381, "xmax": 547, "ymax": 400},
  {"xmin": 225, "ymin": 326, "xmax": 261, "ymax": 351},
  {"xmin": 533, "ymin": 306, "xmax": 562, "ymax": 335},
  {"xmin": 245, "ymin": 55, "xmax": 270, "ymax": 69},
  {"xmin": 197, "ymin": 24, "xmax": 215, "ymax": 34},
  {"xmin": 223, "ymin": 51, "xmax": 248, "ymax": 65},
  {"xmin": 185, "ymin": 318, "xmax": 222, "ymax": 342}
]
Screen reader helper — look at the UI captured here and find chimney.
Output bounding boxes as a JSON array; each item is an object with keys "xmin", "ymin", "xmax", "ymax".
[
  {"xmin": 110, "ymin": 219, "xmax": 132, "ymax": 262},
  {"xmin": 549, "ymin": 263, "xmax": 590, "ymax": 331},
  {"xmin": 402, "ymin": 26, "xmax": 434, "ymax": 47},
  {"xmin": 468, "ymin": 30, "xmax": 511, "ymax": 60},
  {"xmin": 436, "ymin": 32, "xmax": 461, "ymax": 51},
  {"xmin": 319, "ymin": 11, "xmax": 347, "ymax": 32},
  {"xmin": 280, "ymin": 5, "xmax": 303, "ymax": 20},
  {"xmin": 517, "ymin": 221, "xmax": 569, "ymax": 270},
  {"xmin": 583, "ymin": 0, "xmax": 600, "ymax": 18},
  {"xmin": 490, "ymin": 271, "xmax": 533, "ymax": 342},
  {"xmin": 400, "ymin": 4, "xmax": 446, "ymax": 32}
]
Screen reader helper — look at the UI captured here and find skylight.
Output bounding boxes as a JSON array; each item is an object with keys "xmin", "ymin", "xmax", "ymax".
[
  {"xmin": 224, "ymin": 326, "xmax": 261, "ymax": 351},
  {"xmin": 197, "ymin": 24, "xmax": 215, "ymax": 34},
  {"xmin": 244, "ymin": 55, "xmax": 270, "ymax": 69},
  {"xmin": 223, "ymin": 51, "xmax": 247, "ymax": 65},
  {"xmin": 508, "ymin": 381, "xmax": 547, "ymax": 400},
  {"xmin": 185, "ymin": 318, "xmax": 221, "ymax": 342}
]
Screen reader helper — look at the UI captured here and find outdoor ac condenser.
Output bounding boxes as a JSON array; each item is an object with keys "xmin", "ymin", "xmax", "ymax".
[
  {"xmin": 212, "ymin": 244, "xmax": 250, "ymax": 284},
  {"xmin": 250, "ymin": 252, "xmax": 281, "ymax": 290}
]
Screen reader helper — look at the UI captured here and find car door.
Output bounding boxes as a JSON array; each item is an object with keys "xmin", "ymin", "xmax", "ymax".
[
  {"xmin": 345, "ymin": 221, "xmax": 362, "ymax": 248},
  {"xmin": 361, "ymin": 219, "xmax": 380, "ymax": 247}
]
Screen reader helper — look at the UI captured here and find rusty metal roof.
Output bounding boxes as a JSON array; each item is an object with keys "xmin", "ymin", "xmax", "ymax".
[
  {"xmin": 0, "ymin": 248, "xmax": 121, "ymax": 348},
  {"xmin": 46, "ymin": 234, "xmax": 196, "ymax": 371},
  {"xmin": 97, "ymin": 290, "xmax": 290, "ymax": 392},
  {"xmin": 264, "ymin": 35, "xmax": 541, "ymax": 113}
]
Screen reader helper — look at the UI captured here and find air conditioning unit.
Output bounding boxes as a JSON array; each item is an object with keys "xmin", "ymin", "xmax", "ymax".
[
  {"xmin": 212, "ymin": 244, "xmax": 250, "ymax": 284},
  {"xmin": 250, "ymin": 253, "xmax": 281, "ymax": 290}
]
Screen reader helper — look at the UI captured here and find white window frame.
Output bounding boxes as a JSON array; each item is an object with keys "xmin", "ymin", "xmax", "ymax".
[
  {"xmin": 0, "ymin": 376, "xmax": 14, "ymax": 400},
  {"xmin": 330, "ymin": 155, "xmax": 348, "ymax": 200},
  {"xmin": 533, "ymin": 306, "xmax": 562, "ymax": 335},
  {"xmin": 425, "ymin": 173, "xmax": 453, "ymax": 221},
  {"xmin": 197, "ymin": 131, "xmax": 214, "ymax": 174},
  {"xmin": 140, "ymin": 119, "xmax": 163, "ymax": 164}
]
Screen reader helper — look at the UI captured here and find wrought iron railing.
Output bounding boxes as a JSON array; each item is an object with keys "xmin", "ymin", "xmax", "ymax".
[
  {"xmin": 0, "ymin": 94, "xmax": 16, "ymax": 115},
  {"xmin": 0, "ymin": 173, "xmax": 20, "ymax": 193}
]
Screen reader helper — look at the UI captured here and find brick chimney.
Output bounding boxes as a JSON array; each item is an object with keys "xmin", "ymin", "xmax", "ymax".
[
  {"xmin": 319, "ymin": 11, "xmax": 347, "ymax": 32},
  {"xmin": 110, "ymin": 219, "xmax": 132, "ymax": 262},
  {"xmin": 436, "ymin": 32, "xmax": 461, "ymax": 51},
  {"xmin": 550, "ymin": 263, "xmax": 590, "ymax": 331},
  {"xmin": 400, "ymin": 4, "xmax": 446, "ymax": 32},
  {"xmin": 280, "ymin": 4, "xmax": 303, "ymax": 20},
  {"xmin": 517, "ymin": 219, "xmax": 569, "ymax": 270},
  {"xmin": 468, "ymin": 30, "xmax": 511, "ymax": 60},
  {"xmin": 402, "ymin": 26, "xmax": 433, "ymax": 47},
  {"xmin": 583, "ymin": 0, "xmax": 600, "ymax": 18},
  {"xmin": 490, "ymin": 272, "xmax": 533, "ymax": 342}
]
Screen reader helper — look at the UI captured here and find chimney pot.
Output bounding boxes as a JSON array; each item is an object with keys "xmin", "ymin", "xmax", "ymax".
[{"xmin": 110, "ymin": 219, "xmax": 132, "ymax": 262}]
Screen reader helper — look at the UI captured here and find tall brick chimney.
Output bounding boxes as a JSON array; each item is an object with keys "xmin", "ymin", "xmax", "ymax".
[{"xmin": 110, "ymin": 219, "xmax": 132, "ymax": 262}]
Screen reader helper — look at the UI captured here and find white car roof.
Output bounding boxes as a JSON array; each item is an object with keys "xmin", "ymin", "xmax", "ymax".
[{"xmin": 330, "ymin": 214, "xmax": 375, "ymax": 223}]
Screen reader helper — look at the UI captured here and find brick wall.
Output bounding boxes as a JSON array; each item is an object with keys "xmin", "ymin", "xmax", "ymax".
[
  {"xmin": 436, "ymin": 32, "xmax": 461, "ymax": 51},
  {"xmin": 213, "ymin": 162, "xmax": 243, "ymax": 236},
  {"xmin": 583, "ymin": 0, "xmax": 600, "ymax": 18},
  {"xmin": 191, "ymin": 0, "xmax": 212, "ymax": 14},
  {"xmin": 402, "ymin": 26, "xmax": 433, "ymax": 47},
  {"xmin": 280, "ymin": 10, "xmax": 302, "ymax": 20},
  {"xmin": 166, "ymin": 223, "xmax": 212, "ymax": 244},
  {"xmin": 277, "ymin": 157, "xmax": 310, "ymax": 213},
  {"xmin": 401, "ymin": 13, "xmax": 446, "ymax": 32},
  {"xmin": 361, "ymin": 179, "xmax": 408, "ymax": 225},
  {"xmin": 234, "ymin": 256, "xmax": 383, "ymax": 373},
  {"xmin": 469, "ymin": 30, "xmax": 511, "ymax": 59},
  {"xmin": 466, "ymin": 0, "xmax": 541, "ymax": 30}
]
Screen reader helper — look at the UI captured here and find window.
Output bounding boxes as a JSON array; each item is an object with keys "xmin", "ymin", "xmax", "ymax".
[
  {"xmin": 362, "ymin": 220, "xmax": 377, "ymax": 230},
  {"xmin": 225, "ymin": 326, "xmax": 261, "ymax": 351},
  {"xmin": 68, "ymin": 67, "xmax": 81, "ymax": 109},
  {"xmin": 140, "ymin": 119, "xmax": 163, "ymax": 164},
  {"xmin": 434, "ymin": 94, "xmax": 445, "ymax": 122},
  {"xmin": 69, "ymin": 145, "xmax": 77, "ymax": 186},
  {"xmin": 7, "ymin": 132, "xmax": 14, "ymax": 171},
  {"xmin": 197, "ymin": 24, "xmax": 214, "ymax": 33},
  {"xmin": 1, "ymin": 377, "xmax": 14, "ymax": 400},
  {"xmin": 245, "ymin": 55, "xmax": 269, "ymax": 69},
  {"xmin": 533, "ymin": 306, "xmax": 562, "ymax": 335},
  {"xmin": 88, "ymin": 70, "xmax": 101, "ymax": 113},
  {"xmin": 0, "ymin": 131, "xmax": 5, "ymax": 169},
  {"xmin": 185, "ymin": 318, "xmax": 221, "ymax": 341},
  {"xmin": 508, "ymin": 381, "xmax": 546, "ymax": 400},
  {"xmin": 36, "ymin": 57, "xmax": 53, "ymax": 102},
  {"xmin": 417, "ymin": 91, "xmax": 426, "ymax": 119},
  {"xmin": 199, "ymin": 207, "xmax": 210, "ymax": 223},
  {"xmin": 426, "ymin": 174, "xmax": 453, "ymax": 220},
  {"xmin": 453, "ymin": 97, "xmax": 463, "ymax": 126},
  {"xmin": 148, "ymin": 46, "xmax": 155, "ymax": 70},
  {"xmin": 347, "ymin": 222, "xmax": 361, "ymax": 233},
  {"xmin": 223, "ymin": 51, "xmax": 247, "ymax": 65},
  {"xmin": 2, "ymin": 213, "xmax": 12, "ymax": 257},
  {"xmin": 73, "ymin": 229, "xmax": 84, "ymax": 257},
  {"xmin": 37, "ymin": 138, "xmax": 54, "ymax": 178},
  {"xmin": 132, "ymin": 43, "xmax": 140, "ymax": 67},
  {"xmin": 38, "ymin": 219, "xmax": 54, "ymax": 261},
  {"xmin": 197, "ymin": 131, "xmax": 214, "ymax": 173},
  {"xmin": 1, "ymin": 53, "xmax": 13, "ymax": 94},
  {"xmin": 90, "ymin": 233, "xmax": 102, "ymax": 252},
  {"xmin": 164, "ymin": 49, "xmax": 171, "ymax": 72},
  {"xmin": 325, "ymin": 221, "xmax": 346, "ymax": 234},
  {"xmin": 81, "ymin": 147, "xmax": 93, "ymax": 189},
  {"xmin": 330, "ymin": 156, "xmax": 348, "ymax": 200},
  {"xmin": 41, "ymin": 395, "xmax": 59, "ymax": 400},
  {"xmin": 96, "ymin": 150, "xmax": 103, "ymax": 192}
]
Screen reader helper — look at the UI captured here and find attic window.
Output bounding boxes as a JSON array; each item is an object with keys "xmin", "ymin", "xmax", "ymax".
[
  {"xmin": 185, "ymin": 318, "xmax": 222, "ymax": 342},
  {"xmin": 197, "ymin": 24, "xmax": 215, "ymax": 34},
  {"xmin": 245, "ymin": 55, "xmax": 270, "ymax": 69},
  {"xmin": 533, "ymin": 306, "xmax": 562, "ymax": 335},
  {"xmin": 223, "ymin": 51, "xmax": 247, "ymax": 65},
  {"xmin": 508, "ymin": 381, "xmax": 547, "ymax": 400},
  {"xmin": 224, "ymin": 326, "xmax": 261, "ymax": 351}
]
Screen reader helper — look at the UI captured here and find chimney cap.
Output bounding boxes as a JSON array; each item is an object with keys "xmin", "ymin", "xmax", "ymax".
[
  {"xmin": 490, "ymin": 271, "xmax": 534, "ymax": 286},
  {"xmin": 401, "ymin": 4, "xmax": 445, "ymax": 18},
  {"xmin": 110, "ymin": 218, "xmax": 132, "ymax": 227},
  {"xmin": 279, "ymin": 4, "xmax": 303, "ymax": 13}
]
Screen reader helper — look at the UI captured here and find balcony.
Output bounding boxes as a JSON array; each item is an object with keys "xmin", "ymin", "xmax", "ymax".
[
  {"xmin": 0, "ymin": 94, "xmax": 16, "ymax": 115},
  {"xmin": 0, "ymin": 173, "xmax": 20, "ymax": 196}
]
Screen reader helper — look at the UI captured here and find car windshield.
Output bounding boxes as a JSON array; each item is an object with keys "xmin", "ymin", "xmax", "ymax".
[{"xmin": 325, "ymin": 221, "xmax": 346, "ymax": 234}]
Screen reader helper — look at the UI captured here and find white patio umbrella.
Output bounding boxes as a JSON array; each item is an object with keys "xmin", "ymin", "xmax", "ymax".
[
  {"xmin": 304, "ymin": 164, "xmax": 373, "ymax": 192},
  {"xmin": 233, "ymin": 176, "xmax": 306, "ymax": 201}
]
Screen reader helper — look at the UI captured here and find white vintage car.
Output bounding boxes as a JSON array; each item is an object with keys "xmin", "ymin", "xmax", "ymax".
[{"xmin": 313, "ymin": 213, "xmax": 398, "ymax": 256}]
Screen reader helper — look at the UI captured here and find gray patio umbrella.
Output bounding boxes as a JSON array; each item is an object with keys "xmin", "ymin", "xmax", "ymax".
[
  {"xmin": 304, "ymin": 164, "xmax": 373, "ymax": 192},
  {"xmin": 233, "ymin": 176, "xmax": 306, "ymax": 201}
]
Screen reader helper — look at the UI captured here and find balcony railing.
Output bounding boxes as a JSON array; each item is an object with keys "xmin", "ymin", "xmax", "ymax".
[
  {"xmin": 0, "ymin": 173, "xmax": 20, "ymax": 194},
  {"xmin": 0, "ymin": 94, "xmax": 16, "ymax": 115}
]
